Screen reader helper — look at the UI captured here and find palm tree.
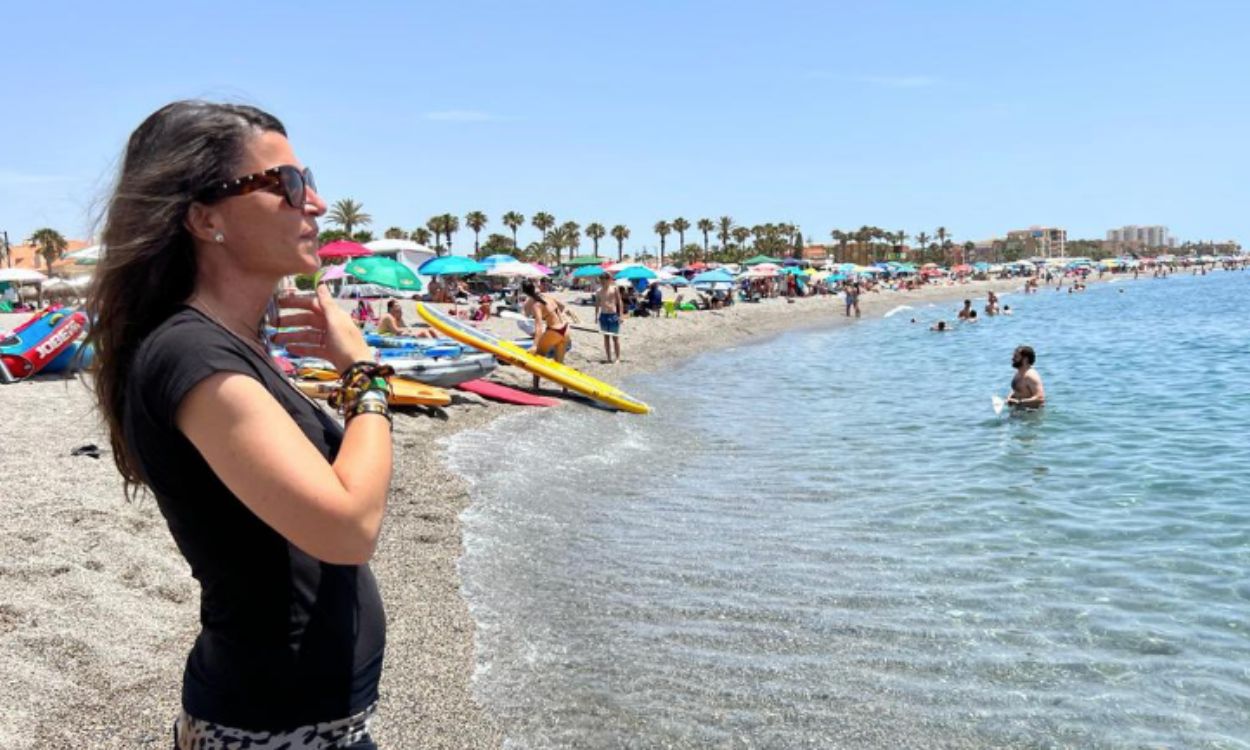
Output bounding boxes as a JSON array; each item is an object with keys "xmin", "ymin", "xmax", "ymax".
[
  {"xmin": 717, "ymin": 216, "xmax": 734, "ymax": 255},
  {"xmin": 696, "ymin": 218, "xmax": 714, "ymax": 260},
  {"xmin": 731, "ymin": 226, "xmax": 751, "ymax": 252},
  {"xmin": 653, "ymin": 220, "xmax": 672, "ymax": 266},
  {"xmin": 531, "ymin": 212, "xmax": 555, "ymax": 244},
  {"xmin": 610, "ymin": 224, "xmax": 630, "ymax": 261},
  {"xmin": 585, "ymin": 222, "xmax": 606, "ymax": 256},
  {"xmin": 465, "ymin": 211, "xmax": 488, "ymax": 257},
  {"xmin": 502, "ymin": 211, "xmax": 525, "ymax": 250},
  {"xmin": 384, "ymin": 226, "xmax": 406, "ymax": 239},
  {"xmin": 442, "ymin": 213, "xmax": 461, "ymax": 254},
  {"xmin": 672, "ymin": 217, "xmax": 690, "ymax": 253},
  {"xmin": 935, "ymin": 226, "xmax": 949, "ymax": 264},
  {"xmin": 328, "ymin": 199, "xmax": 371, "ymax": 237},
  {"xmin": 28, "ymin": 228, "xmax": 68, "ymax": 275},
  {"xmin": 411, "ymin": 227, "xmax": 433, "ymax": 247},
  {"xmin": 915, "ymin": 231, "xmax": 931, "ymax": 264},
  {"xmin": 963, "ymin": 241, "xmax": 976, "ymax": 266},
  {"xmin": 560, "ymin": 221, "xmax": 581, "ymax": 263},
  {"xmin": 426, "ymin": 216, "xmax": 445, "ymax": 254}
]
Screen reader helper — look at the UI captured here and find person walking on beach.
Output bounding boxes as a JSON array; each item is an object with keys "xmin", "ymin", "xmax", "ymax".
[
  {"xmin": 844, "ymin": 281, "xmax": 860, "ymax": 318},
  {"xmin": 1007, "ymin": 345, "xmax": 1046, "ymax": 409},
  {"xmin": 85, "ymin": 101, "xmax": 391, "ymax": 748},
  {"xmin": 593, "ymin": 272, "xmax": 623, "ymax": 364}
]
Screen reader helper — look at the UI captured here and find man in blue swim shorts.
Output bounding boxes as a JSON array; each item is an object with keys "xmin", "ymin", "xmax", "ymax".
[{"xmin": 594, "ymin": 273, "xmax": 624, "ymax": 363}]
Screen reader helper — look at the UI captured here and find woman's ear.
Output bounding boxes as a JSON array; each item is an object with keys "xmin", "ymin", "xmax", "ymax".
[{"xmin": 185, "ymin": 201, "xmax": 225, "ymax": 244}]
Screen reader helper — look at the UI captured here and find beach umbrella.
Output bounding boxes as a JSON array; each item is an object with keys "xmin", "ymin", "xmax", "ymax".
[
  {"xmin": 564, "ymin": 255, "xmax": 606, "ymax": 267},
  {"xmin": 685, "ymin": 261, "xmax": 708, "ymax": 271},
  {"xmin": 418, "ymin": 255, "xmax": 487, "ymax": 276},
  {"xmin": 364, "ymin": 238, "xmax": 425, "ymax": 254},
  {"xmin": 571, "ymin": 265, "xmax": 609, "ymax": 279},
  {"xmin": 0, "ymin": 268, "xmax": 47, "ymax": 283},
  {"xmin": 973, "ymin": 262, "xmax": 990, "ymax": 271},
  {"xmin": 615, "ymin": 266, "xmax": 658, "ymax": 281},
  {"xmin": 480, "ymin": 253, "xmax": 520, "ymax": 269},
  {"xmin": 778, "ymin": 266, "xmax": 804, "ymax": 276},
  {"xmin": 691, "ymin": 269, "xmax": 735, "ymax": 286},
  {"xmin": 531, "ymin": 263, "xmax": 554, "ymax": 276},
  {"xmin": 663, "ymin": 276, "xmax": 689, "ymax": 287},
  {"xmin": 952, "ymin": 264, "xmax": 973, "ymax": 274},
  {"xmin": 742, "ymin": 254, "xmax": 783, "ymax": 266},
  {"xmin": 487, "ymin": 261, "xmax": 545, "ymax": 278},
  {"xmin": 344, "ymin": 256, "xmax": 422, "ymax": 291},
  {"xmin": 317, "ymin": 240, "xmax": 372, "ymax": 259},
  {"xmin": 316, "ymin": 264, "xmax": 349, "ymax": 282}
]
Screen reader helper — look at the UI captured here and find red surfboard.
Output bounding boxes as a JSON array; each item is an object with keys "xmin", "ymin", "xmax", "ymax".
[{"xmin": 457, "ymin": 379, "xmax": 559, "ymax": 406}]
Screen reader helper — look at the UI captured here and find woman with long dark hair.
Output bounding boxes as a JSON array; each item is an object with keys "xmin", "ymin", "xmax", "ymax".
[
  {"xmin": 86, "ymin": 101, "xmax": 392, "ymax": 748},
  {"xmin": 520, "ymin": 278, "xmax": 572, "ymax": 389}
]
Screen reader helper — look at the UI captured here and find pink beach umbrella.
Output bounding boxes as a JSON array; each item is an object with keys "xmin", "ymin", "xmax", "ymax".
[
  {"xmin": 316, "ymin": 240, "xmax": 373, "ymax": 259},
  {"xmin": 317, "ymin": 264, "xmax": 349, "ymax": 281},
  {"xmin": 531, "ymin": 263, "xmax": 554, "ymax": 276}
]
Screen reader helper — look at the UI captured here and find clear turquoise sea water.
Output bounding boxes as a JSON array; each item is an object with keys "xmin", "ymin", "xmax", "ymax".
[{"xmin": 447, "ymin": 270, "xmax": 1250, "ymax": 749}]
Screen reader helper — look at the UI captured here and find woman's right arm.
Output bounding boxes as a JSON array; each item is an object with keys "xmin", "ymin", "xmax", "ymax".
[{"xmin": 177, "ymin": 376, "xmax": 392, "ymax": 566}]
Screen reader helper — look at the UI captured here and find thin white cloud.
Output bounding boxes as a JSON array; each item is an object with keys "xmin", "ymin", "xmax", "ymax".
[
  {"xmin": 0, "ymin": 168, "xmax": 77, "ymax": 186},
  {"xmin": 422, "ymin": 110, "xmax": 501, "ymax": 122}
]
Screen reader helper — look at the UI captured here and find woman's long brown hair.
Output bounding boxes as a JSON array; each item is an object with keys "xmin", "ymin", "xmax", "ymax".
[{"xmin": 85, "ymin": 101, "xmax": 285, "ymax": 495}]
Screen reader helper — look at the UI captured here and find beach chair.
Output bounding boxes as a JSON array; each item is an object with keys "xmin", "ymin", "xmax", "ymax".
[{"xmin": 662, "ymin": 300, "xmax": 678, "ymax": 318}]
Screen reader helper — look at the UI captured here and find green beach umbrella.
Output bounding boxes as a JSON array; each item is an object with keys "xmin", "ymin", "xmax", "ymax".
[
  {"xmin": 563, "ymin": 255, "xmax": 607, "ymax": 267},
  {"xmin": 344, "ymin": 256, "xmax": 422, "ymax": 291},
  {"xmin": 742, "ymin": 254, "xmax": 783, "ymax": 266}
]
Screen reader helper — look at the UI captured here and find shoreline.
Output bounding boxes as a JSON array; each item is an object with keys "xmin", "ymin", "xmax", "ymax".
[{"xmin": 0, "ymin": 274, "xmax": 1114, "ymax": 748}]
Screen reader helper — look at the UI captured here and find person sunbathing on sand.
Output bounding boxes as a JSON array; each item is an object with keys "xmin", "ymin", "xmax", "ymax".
[{"xmin": 377, "ymin": 299, "xmax": 435, "ymax": 338}]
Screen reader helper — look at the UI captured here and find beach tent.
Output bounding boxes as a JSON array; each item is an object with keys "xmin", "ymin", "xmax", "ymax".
[
  {"xmin": 364, "ymin": 239, "xmax": 427, "ymax": 254},
  {"xmin": 742, "ymin": 254, "xmax": 783, "ymax": 267},
  {"xmin": 65, "ymin": 244, "xmax": 103, "ymax": 266},
  {"xmin": 564, "ymin": 255, "xmax": 606, "ymax": 267}
]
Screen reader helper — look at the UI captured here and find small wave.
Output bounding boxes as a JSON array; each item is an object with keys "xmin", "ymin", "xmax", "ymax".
[{"xmin": 883, "ymin": 305, "xmax": 914, "ymax": 318}]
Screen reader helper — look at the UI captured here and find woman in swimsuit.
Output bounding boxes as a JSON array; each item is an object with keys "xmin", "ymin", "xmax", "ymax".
[{"xmin": 521, "ymin": 279, "xmax": 571, "ymax": 390}]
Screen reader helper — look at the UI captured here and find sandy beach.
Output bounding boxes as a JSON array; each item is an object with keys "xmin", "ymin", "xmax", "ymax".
[{"xmin": 0, "ymin": 276, "xmax": 1038, "ymax": 749}]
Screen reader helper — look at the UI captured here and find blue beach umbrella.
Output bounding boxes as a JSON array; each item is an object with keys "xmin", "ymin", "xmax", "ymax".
[
  {"xmin": 571, "ymin": 264, "xmax": 609, "ymax": 279},
  {"xmin": 479, "ymin": 254, "xmax": 519, "ymax": 269},
  {"xmin": 419, "ymin": 255, "xmax": 488, "ymax": 276},
  {"xmin": 615, "ymin": 266, "xmax": 658, "ymax": 281},
  {"xmin": 663, "ymin": 276, "xmax": 689, "ymax": 287},
  {"xmin": 690, "ymin": 268, "xmax": 735, "ymax": 285}
]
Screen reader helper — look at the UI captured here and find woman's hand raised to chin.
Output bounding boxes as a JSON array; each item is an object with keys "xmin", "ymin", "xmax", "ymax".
[{"xmin": 273, "ymin": 284, "xmax": 372, "ymax": 371}]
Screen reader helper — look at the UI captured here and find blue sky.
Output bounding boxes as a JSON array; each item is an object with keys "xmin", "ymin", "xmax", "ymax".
[{"xmin": 2, "ymin": 0, "xmax": 1247, "ymax": 252}]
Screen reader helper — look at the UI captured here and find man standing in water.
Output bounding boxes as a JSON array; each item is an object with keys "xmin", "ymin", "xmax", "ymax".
[
  {"xmin": 1007, "ymin": 345, "xmax": 1045, "ymax": 408},
  {"xmin": 958, "ymin": 299, "xmax": 973, "ymax": 320},
  {"xmin": 594, "ymin": 272, "xmax": 624, "ymax": 363}
]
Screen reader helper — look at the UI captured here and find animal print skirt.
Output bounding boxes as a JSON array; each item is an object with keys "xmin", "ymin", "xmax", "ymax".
[{"xmin": 173, "ymin": 703, "xmax": 377, "ymax": 749}]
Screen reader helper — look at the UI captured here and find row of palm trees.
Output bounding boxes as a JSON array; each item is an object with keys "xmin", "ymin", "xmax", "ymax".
[{"xmin": 323, "ymin": 198, "xmax": 976, "ymax": 266}]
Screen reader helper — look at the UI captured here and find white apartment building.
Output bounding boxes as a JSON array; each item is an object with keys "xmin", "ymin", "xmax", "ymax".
[{"xmin": 1106, "ymin": 225, "xmax": 1172, "ymax": 247}]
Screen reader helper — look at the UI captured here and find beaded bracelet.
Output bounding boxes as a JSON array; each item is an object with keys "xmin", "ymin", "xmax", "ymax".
[{"xmin": 330, "ymin": 362, "xmax": 395, "ymax": 412}]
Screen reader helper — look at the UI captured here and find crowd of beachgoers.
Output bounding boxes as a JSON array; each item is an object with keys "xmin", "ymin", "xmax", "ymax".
[{"xmin": 0, "ymin": 251, "xmax": 1244, "ymax": 748}]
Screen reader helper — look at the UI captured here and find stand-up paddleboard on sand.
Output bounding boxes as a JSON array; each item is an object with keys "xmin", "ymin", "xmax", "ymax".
[{"xmin": 415, "ymin": 303, "xmax": 650, "ymax": 414}]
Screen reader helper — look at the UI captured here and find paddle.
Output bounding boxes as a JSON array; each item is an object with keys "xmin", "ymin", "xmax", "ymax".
[{"xmin": 497, "ymin": 309, "xmax": 619, "ymax": 338}]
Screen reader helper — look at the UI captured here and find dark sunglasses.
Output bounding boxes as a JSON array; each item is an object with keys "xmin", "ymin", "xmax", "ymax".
[{"xmin": 196, "ymin": 165, "xmax": 316, "ymax": 208}]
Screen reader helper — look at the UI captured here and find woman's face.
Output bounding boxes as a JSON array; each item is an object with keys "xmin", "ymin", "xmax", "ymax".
[{"xmin": 212, "ymin": 130, "xmax": 326, "ymax": 276}]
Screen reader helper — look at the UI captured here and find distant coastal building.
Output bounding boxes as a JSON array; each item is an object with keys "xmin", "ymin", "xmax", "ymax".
[
  {"xmin": 3, "ymin": 239, "xmax": 91, "ymax": 275},
  {"xmin": 1106, "ymin": 225, "xmax": 1173, "ymax": 248},
  {"xmin": 1005, "ymin": 226, "xmax": 1067, "ymax": 258}
]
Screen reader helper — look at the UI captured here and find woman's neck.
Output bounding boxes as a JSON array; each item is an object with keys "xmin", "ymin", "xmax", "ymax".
[{"xmin": 190, "ymin": 273, "xmax": 277, "ymax": 340}]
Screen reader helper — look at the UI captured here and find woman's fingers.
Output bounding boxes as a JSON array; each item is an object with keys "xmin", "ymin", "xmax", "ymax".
[
  {"xmin": 277, "ymin": 311, "xmax": 320, "ymax": 328},
  {"xmin": 276, "ymin": 292, "xmax": 320, "ymax": 311},
  {"xmin": 272, "ymin": 329, "xmax": 324, "ymax": 346}
]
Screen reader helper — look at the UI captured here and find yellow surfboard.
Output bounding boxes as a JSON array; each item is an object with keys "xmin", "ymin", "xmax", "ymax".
[
  {"xmin": 294, "ymin": 373, "xmax": 452, "ymax": 408},
  {"xmin": 414, "ymin": 303, "xmax": 650, "ymax": 414}
]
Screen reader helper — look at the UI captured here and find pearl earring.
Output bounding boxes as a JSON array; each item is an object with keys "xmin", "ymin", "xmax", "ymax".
[{"xmin": 213, "ymin": 232, "xmax": 225, "ymax": 243}]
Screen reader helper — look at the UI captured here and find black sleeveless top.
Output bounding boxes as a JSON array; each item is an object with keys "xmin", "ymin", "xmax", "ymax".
[{"xmin": 123, "ymin": 307, "xmax": 385, "ymax": 730}]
